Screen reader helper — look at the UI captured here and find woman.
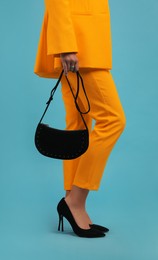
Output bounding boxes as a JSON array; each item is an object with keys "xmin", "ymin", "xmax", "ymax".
[{"xmin": 34, "ymin": 0, "xmax": 126, "ymax": 238}]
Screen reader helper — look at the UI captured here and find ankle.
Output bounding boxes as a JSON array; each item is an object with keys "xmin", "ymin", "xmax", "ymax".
[
  {"xmin": 65, "ymin": 190, "xmax": 71, "ymax": 197},
  {"xmin": 65, "ymin": 196, "xmax": 86, "ymax": 210},
  {"xmin": 65, "ymin": 185, "xmax": 89, "ymax": 210}
]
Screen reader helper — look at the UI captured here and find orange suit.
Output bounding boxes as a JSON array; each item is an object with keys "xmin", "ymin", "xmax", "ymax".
[
  {"xmin": 34, "ymin": 0, "xmax": 126, "ymax": 190},
  {"xmin": 34, "ymin": 0, "xmax": 112, "ymax": 78}
]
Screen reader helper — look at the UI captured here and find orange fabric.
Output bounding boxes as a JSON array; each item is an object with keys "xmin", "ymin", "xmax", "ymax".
[
  {"xmin": 61, "ymin": 69, "xmax": 126, "ymax": 190},
  {"xmin": 34, "ymin": 0, "xmax": 112, "ymax": 78}
]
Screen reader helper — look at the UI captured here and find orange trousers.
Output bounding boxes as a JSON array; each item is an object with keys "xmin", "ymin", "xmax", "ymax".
[{"xmin": 61, "ymin": 69, "xmax": 126, "ymax": 191}]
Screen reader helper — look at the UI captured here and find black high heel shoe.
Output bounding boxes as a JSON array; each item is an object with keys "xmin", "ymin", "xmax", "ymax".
[{"xmin": 57, "ymin": 197, "xmax": 105, "ymax": 238}]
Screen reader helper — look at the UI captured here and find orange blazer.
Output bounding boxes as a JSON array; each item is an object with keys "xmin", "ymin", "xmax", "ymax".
[{"xmin": 34, "ymin": 0, "xmax": 112, "ymax": 78}]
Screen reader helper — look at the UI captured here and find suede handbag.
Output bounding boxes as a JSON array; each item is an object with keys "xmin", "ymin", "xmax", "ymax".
[{"xmin": 34, "ymin": 70, "xmax": 90, "ymax": 160}]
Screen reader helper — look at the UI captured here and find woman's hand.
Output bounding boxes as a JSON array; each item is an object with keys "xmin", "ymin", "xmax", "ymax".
[{"xmin": 60, "ymin": 52, "xmax": 79, "ymax": 75}]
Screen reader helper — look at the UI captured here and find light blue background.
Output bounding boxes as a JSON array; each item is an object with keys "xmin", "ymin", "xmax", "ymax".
[{"xmin": 0, "ymin": 0, "xmax": 158, "ymax": 259}]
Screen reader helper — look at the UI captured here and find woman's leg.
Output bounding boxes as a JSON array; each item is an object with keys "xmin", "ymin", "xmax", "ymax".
[
  {"xmin": 61, "ymin": 69, "xmax": 126, "ymax": 228},
  {"xmin": 61, "ymin": 75, "xmax": 93, "ymax": 228},
  {"xmin": 61, "ymin": 76, "xmax": 92, "ymax": 191},
  {"xmin": 65, "ymin": 185, "xmax": 92, "ymax": 229}
]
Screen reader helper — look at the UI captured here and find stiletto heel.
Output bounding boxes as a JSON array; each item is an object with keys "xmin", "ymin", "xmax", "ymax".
[
  {"xmin": 57, "ymin": 197, "xmax": 105, "ymax": 238},
  {"xmin": 58, "ymin": 214, "xmax": 64, "ymax": 232}
]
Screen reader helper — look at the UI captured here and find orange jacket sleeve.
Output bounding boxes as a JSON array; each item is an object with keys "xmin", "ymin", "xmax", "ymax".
[{"xmin": 44, "ymin": 0, "xmax": 78, "ymax": 55}]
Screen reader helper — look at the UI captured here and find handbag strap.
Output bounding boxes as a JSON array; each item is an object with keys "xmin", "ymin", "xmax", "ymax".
[{"xmin": 38, "ymin": 70, "xmax": 90, "ymax": 130}]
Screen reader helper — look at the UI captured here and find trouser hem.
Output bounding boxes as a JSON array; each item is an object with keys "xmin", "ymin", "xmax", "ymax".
[{"xmin": 64, "ymin": 182, "xmax": 100, "ymax": 191}]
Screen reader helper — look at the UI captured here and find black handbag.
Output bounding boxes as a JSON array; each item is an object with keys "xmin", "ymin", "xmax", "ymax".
[{"xmin": 34, "ymin": 70, "xmax": 90, "ymax": 160}]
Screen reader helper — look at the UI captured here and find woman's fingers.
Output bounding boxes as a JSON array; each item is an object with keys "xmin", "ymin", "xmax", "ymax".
[
  {"xmin": 69, "ymin": 61, "xmax": 77, "ymax": 73},
  {"xmin": 62, "ymin": 61, "xmax": 68, "ymax": 76},
  {"xmin": 60, "ymin": 53, "xmax": 79, "ymax": 75}
]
